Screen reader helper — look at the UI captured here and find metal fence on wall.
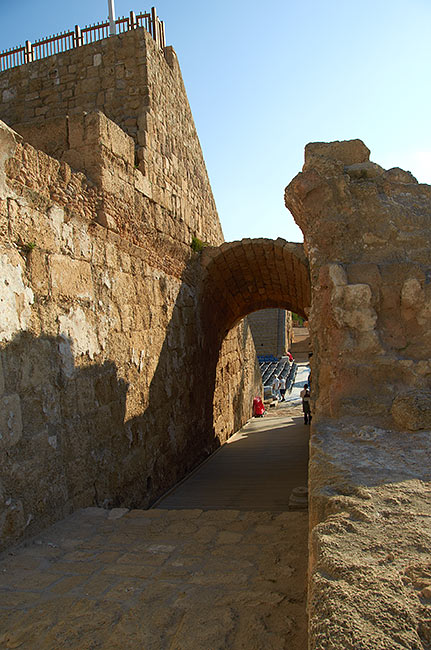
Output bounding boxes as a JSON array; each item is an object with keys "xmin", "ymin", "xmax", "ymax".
[{"xmin": 0, "ymin": 7, "xmax": 165, "ymax": 72}]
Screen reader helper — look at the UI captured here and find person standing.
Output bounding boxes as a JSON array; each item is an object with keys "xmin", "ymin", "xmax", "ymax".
[
  {"xmin": 271, "ymin": 375, "xmax": 281, "ymax": 401},
  {"xmin": 279, "ymin": 376, "xmax": 286, "ymax": 401},
  {"xmin": 300, "ymin": 383, "xmax": 312, "ymax": 424}
]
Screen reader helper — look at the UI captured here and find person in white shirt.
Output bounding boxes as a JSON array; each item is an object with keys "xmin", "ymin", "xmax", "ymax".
[
  {"xmin": 279, "ymin": 376, "xmax": 286, "ymax": 401},
  {"xmin": 271, "ymin": 376, "xmax": 281, "ymax": 400}
]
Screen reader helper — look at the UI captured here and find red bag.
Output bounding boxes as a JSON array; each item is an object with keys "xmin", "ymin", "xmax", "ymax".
[{"xmin": 253, "ymin": 397, "xmax": 265, "ymax": 416}]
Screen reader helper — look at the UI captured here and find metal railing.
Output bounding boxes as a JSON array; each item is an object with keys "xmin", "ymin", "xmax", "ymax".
[{"xmin": 0, "ymin": 7, "xmax": 165, "ymax": 72}]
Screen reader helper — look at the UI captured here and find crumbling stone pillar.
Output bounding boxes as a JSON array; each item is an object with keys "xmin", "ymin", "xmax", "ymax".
[{"xmin": 286, "ymin": 140, "xmax": 431, "ymax": 649}]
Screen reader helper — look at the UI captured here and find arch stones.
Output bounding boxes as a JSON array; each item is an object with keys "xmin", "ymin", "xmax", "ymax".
[{"xmin": 200, "ymin": 237, "xmax": 311, "ymax": 340}]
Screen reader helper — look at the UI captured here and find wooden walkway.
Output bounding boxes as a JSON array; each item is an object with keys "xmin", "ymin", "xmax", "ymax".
[{"xmin": 156, "ymin": 408, "xmax": 309, "ymax": 511}]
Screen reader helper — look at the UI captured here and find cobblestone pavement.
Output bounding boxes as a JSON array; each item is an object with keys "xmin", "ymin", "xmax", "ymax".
[
  {"xmin": 0, "ymin": 507, "xmax": 308, "ymax": 649},
  {"xmin": 0, "ymin": 391, "xmax": 309, "ymax": 649}
]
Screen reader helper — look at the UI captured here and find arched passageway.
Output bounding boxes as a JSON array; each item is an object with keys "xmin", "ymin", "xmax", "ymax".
[
  {"xmin": 196, "ymin": 237, "xmax": 311, "ymax": 444},
  {"xmin": 200, "ymin": 238, "xmax": 311, "ymax": 340}
]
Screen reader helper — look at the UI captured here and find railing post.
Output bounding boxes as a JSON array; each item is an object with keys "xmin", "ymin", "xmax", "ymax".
[
  {"xmin": 160, "ymin": 20, "xmax": 166, "ymax": 48},
  {"xmin": 73, "ymin": 25, "xmax": 82, "ymax": 47},
  {"xmin": 151, "ymin": 7, "xmax": 158, "ymax": 46},
  {"xmin": 24, "ymin": 40, "xmax": 33, "ymax": 63},
  {"xmin": 129, "ymin": 11, "xmax": 137, "ymax": 29}
]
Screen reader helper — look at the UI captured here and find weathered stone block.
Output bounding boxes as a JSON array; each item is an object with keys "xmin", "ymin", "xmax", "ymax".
[
  {"xmin": 58, "ymin": 306, "xmax": 100, "ymax": 361},
  {"xmin": 134, "ymin": 171, "xmax": 152, "ymax": 198},
  {"xmin": 305, "ymin": 139, "xmax": 370, "ymax": 165},
  {"xmin": 50, "ymin": 255, "xmax": 94, "ymax": 300},
  {"xmin": 391, "ymin": 389, "xmax": 431, "ymax": 431},
  {"xmin": 401, "ymin": 277, "xmax": 424, "ymax": 311},
  {"xmin": 332, "ymin": 283, "xmax": 377, "ymax": 332},
  {"xmin": 28, "ymin": 249, "xmax": 49, "ymax": 295},
  {"xmin": 0, "ymin": 393, "xmax": 23, "ymax": 448},
  {"xmin": 0, "ymin": 251, "xmax": 34, "ymax": 343}
]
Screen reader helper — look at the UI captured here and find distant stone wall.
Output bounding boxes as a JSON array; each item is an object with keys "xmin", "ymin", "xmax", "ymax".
[
  {"xmin": 248, "ymin": 308, "xmax": 292, "ymax": 358},
  {"xmin": 286, "ymin": 140, "xmax": 431, "ymax": 649},
  {"xmin": 0, "ymin": 28, "xmax": 260, "ymax": 552}
]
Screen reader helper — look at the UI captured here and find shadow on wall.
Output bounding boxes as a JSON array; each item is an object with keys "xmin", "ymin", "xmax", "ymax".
[
  {"xmin": 124, "ymin": 263, "xmax": 223, "ymax": 505},
  {"xmin": 1, "ymin": 331, "xmax": 128, "ymax": 549},
  {"xmin": 230, "ymin": 319, "xmax": 260, "ymax": 434},
  {"xmin": 0, "ymin": 258, "xmax": 234, "ymax": 549}
]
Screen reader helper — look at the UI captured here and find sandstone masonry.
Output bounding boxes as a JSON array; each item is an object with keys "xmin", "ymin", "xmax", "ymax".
[
  {"xmin": 0, "ymin": 29, "xmax": 223, "ymax": 249},
  {"xmin": 248, "ymin": 308, "xmax": 293, "ymax": 358},
  {"xmin": 0, "ymin": 29, "xmax": 261, "ymax": 551},
  {"xmin": 285, "ymin": 140, "xmax": 431, "ymax": 650}
]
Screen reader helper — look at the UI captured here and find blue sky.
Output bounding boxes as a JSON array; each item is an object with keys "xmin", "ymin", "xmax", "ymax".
[{"xmin": 1, "ymin": 0, "xmax": 430, "ymax": 243}]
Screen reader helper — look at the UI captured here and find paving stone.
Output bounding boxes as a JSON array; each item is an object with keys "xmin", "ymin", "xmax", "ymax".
[
  {"xmin": 101, "ymin": 564, "xmax": 155, "ymax": 579},
  {"xmin": 0, "ymin": 412, "xmax": 309, "ymax": 648},
  {"xmin": 47, "ymin": 563, "xmax": 102, "ymax": 578},
  {"xmin": 0, "ymin": 507, "xmax": 307, "ymax": 647},
  {"xmin": 0, "ymin": 590, "xmax": 40, "ymax": 608},
  {"xmin": 108, "ymin": 508, "xmax": 130, "ymax": 520},
  {"xmin": 47, "ymin": 575, "xmax": 87, "ymax": 595},
  {"xmin": 215, "ymin": 530, "xmax": 243, "ymax": 545}
]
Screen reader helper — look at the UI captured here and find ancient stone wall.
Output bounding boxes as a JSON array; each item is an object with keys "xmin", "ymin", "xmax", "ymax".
[
  {"xmin": 0, "ymin": 28, "xmax": 223, "ymax": 249},
  {"xmin": 248, "ymin": 308, "xmax": 292, "ymax": 358},
  {"xmin": 285, "ymin": 140, "xmax": 431, "ymax": 649},
  {"xmin": 0, "ymin": 118, "xmax": 260, "ymax": 551},
  {"xmin": 213, "ymin": 322, "xmax": 262, "ymax": 441},
  {"xmin": 0, "ymin": 28, "xmax": 260, "ymax": 551}
]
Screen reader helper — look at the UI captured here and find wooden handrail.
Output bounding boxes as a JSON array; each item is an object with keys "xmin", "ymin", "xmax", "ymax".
[{"xmin": 0, "ymin": 8, "xmax": 165, "ymax": 72}]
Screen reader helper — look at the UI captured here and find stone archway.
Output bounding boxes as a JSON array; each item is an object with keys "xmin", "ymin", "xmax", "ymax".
[
  {"xmin": 200, "ymin": 237, "xmax": 311, "ymax": 341},
  {"xmin": 197, "ymin": 138, "xmax": 431, "ymax": 648},
  {"xmin": 197, "ymin": 237, "xmax": 311, "ymax": 443}
]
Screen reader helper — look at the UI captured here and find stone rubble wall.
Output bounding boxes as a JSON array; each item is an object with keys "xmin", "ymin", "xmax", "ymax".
[
  {"xmin": 0, "ymin": 26, "xmax": 260, "ymax": 552},
  {"xmin": 285, "ymin": 140, "xmax": 431, "ymax": 649}
]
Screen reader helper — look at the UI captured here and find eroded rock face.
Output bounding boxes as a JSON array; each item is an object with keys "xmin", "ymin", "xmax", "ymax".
[
  {"xmin": 286, "ymin": 138, "xmax": 431, "ymax": 421},
  {"xmin": 305, "ymin": 139, "xmax": 370, "ymax": 166},
  {"xmin": 391, "ymin": 389, "xmax": 431, "ymax": 431},
  {"xmin": 285, "ymin": 140, "xmax": 431, "ymax": 649}
]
